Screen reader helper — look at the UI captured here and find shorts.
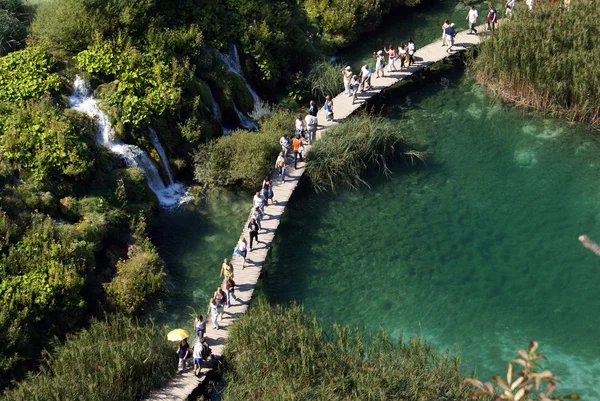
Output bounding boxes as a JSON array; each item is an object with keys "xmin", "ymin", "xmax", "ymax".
[{"xmin": 194, "ymin": 357, "xmax": 203, "ymax": 367}]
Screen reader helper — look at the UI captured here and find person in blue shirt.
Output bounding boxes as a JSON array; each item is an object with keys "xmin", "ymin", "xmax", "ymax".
[{"xmin": 445, "ymin": 23, "xmax": 457, "ymax": 53}]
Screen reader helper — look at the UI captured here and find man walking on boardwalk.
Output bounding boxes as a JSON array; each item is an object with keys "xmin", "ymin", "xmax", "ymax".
[
  {"xmin": 466, "ymin": 5, "xmax": 478, "ymax": 34},
  {"xmin": 445, "ymin": 23, "xmax": 456, "ymax": 53},
  {"xmin": 292, "ymin": 134, "xmax": 303, "ymax": 169}
]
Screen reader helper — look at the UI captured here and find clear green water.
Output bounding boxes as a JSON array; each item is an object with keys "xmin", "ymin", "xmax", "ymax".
[
  {"xmin": 263, "ymin": 71, "xmax": 600, "ymax": 397},
  {"xmin": 152, "ymin": 190, "xmax": 249, "ymax": 327},
  {"xmin": 340, "ymin": 0, "xmax": 488, "ymax": 69}
]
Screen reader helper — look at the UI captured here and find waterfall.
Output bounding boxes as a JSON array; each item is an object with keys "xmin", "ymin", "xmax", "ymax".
[
  {"xmin": 219, "ymin": 44, "xmax": 268, "ymax": 118},
  {"xmin": 68, "ymin": 76, "xmax": 188, "ymax": 208},
  {"xmin": 206, "ymin": 86, "xmax": 222, "ymax": 123},
  {"xmin": 148, "ymin": 126, "xmax": 174, "ymax": 185},
  {"xmin": 232, "ymin": 102, "xmax": 257, "ymax": 130}
]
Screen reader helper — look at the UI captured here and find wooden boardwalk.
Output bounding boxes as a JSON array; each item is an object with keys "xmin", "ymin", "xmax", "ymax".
[{"xmin": 144, "ymin": 25, "xmax": 485, "ymax": 401}]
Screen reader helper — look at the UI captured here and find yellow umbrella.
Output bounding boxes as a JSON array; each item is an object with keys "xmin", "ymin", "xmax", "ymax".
[{"xmin": 167, "ymin": 328, "xmax": 190, "ymax": 342}]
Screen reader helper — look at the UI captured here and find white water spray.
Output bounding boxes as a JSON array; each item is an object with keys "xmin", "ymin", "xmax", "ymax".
[{"xmin": 68, "ymin": 76, "xmax": 188, "ymax": 207}]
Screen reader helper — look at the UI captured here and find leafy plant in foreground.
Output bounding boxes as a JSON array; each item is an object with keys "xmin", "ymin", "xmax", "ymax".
[{"xmin": 465, "ymin": 341, "xmax": 580, "ymax": 401}]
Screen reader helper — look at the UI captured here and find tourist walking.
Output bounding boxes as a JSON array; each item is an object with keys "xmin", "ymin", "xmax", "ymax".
[
  {"xmin": 466, "ymin": 5, "xmax": 478, "ymax": 34},
  {"xmin": 192, "ymin": 340, "xmax": 204, "ymax": 377},
  {"xmin": 234, "ymin": 236, "xmax": 248, "ymax": 269},
  {"xmin": 177, "ymin": 338, "xmax": 191, "ymax": 371},
  {"xmin": 225, "ymin": 277, "xmax": 236, "ymax": 307},
  {"xmin": 220, "ymin": 258, "xmax": 234, "ymax": 280},
  {"xmin": 487, "ymin": 6, "xmax": 497, "ymax": 31},
  {"xmin": 445, "ymin": 23, "xmax": 457, "ymax": 53},
  {"xmin": 374, "ymin": 50, "xmax": 385, "ymax": 78},
  {"xmin": 260, "ymin": 183, "xmax": 269, "ymax": 206},
  {"xmin": 207, "ymin": 298, "xmax": 220, "ymax": 329},
  {"xmin": 398, "ymin": 44, "xmax": 407, "ymax": 70},
  {"xmin": 279, "ymin": 134, "xmax": 290, "ymax": 157},
  {"xmin": 248, "ymin": 218, "xmax": 260, "ymax": 251},
  {"xmin": 292, "ymin": 134, "xmax": 303, "ymax": 168},
  {"xmin": 441, "ymin": 19, "xmax": 450, "ymax": 46},
  {"xmin": 251, "ymin": 206, "xmax": 263, "ymax": 229},
  {"xmin": 505, "ymin": 0, "xmax": 515, "ymax": 17},
  {"xmin": 386, "ymin": 44, "xmax": 397, "ymax": 72},
  {"xmin": 275, "ymin": 151, "xmax": 286, "ymax": 182},
  {"xmin": 360, "ymin": 64, "xmax": 372, "ymax": 91},
  {"xmin": 295, "ymin": 114, "xmax": 305, "ymax": 136},
  {"xmin": 262, "ymin": 176, "xmax": 274, "ymax": 204},
  {"xmin": 324, "ymin": 95, "xmax": 334, "ymax": 121},
  {"xmin": 341, "ymin": 66, "xmax": 353, "ymax": 96},
  {"xmin": 309, "ymin": 100, "xmax": 317, "ymax": 116},
  {"xmin": 350, "ymin": 74, "xmax": 360, "ymax": 104},
  {"xmin": 253, "ymin": 191, "xmax": 265, "ymax": 212},
  {"xmin": 304, "ymin": 113, "xmax": 318, "ymax": 144},
  {"xmin": 407, "ymin": 39, "xmax": 416, "ymax": 66},
  {"xmin": 214, "ymin": 286, "xmax": 226, "ymax": 307},
  {"xmin": 194, "ymin": 314, "xmax": 206, "ymax": 339}
]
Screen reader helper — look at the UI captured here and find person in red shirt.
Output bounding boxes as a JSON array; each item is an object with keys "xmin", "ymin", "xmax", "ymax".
[{"xmin": 292, "ymin": 134, "xmax": 303, "ymax": 169}]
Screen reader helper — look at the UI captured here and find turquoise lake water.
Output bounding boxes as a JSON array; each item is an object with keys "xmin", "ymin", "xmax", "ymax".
[{"xmin": 262, "ymin": 72, "xmax": 600, "ymax": 397}]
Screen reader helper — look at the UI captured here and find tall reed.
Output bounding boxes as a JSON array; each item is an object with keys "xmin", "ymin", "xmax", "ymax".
[
  {"xmin": 221, "ymin": 296, "xmax": 472, "ymax": 400},
  {"xmin": 307, "ymin": 60, "xmax": 345, "ymax": 101},
  {"xmin": 470, "ymin": 1, "xmax": 600, "ymax": 124},
  {"xmin": 305, "ymin": 114, "xmax": 426, "ymax": 192},
  {"xmin": 2, "ymin": 315, "xmax": 175, "ymax": 401}
]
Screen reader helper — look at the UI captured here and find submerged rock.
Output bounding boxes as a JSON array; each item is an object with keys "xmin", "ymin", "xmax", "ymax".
[{"xmin": 514, "ymin": 148, "xmax": 538, "ymax": 168}]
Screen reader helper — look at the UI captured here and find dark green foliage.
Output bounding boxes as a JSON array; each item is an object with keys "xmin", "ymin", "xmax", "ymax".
[
  {"xmin": 225, "ymin": 72, "xmax": 254, "ymax": 115},
  {"xmin": 0, "ymin": 11, "xmax": 26, "ymax": 55},
  {"xmin": 305, "ymin": 115, "xmax": 427, "ymax": 192},
  {"xmin": 193, "ymin": 110, "xmax": 295, "ymax": 188},
  {"xmin": 307, "ymin": 60, "xmax": 344, "ymax": 101},
  {"xmin": 2, "ymin": 315, "xmax": 176, "ymax": 401},
  {"xmin": 471, "ymin": 1, "xmax": 600, "ymax": 124},
  {"xmin": 222, "ymin": 297, "xmax": 472, "ymax": 400}
]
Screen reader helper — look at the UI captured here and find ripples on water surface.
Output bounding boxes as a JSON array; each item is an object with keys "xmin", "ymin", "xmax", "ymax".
[{"xmin": 264, "ymin": 73, "xmax": 600, "ymax": 397}]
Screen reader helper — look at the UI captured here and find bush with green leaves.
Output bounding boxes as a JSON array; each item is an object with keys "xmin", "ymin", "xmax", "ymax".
[
  {"xmin": 305, "ymin": 114, "xmax": 427, "ymax": 192},
  {"xmin": 2, "ymin": 315, "xmax": 176, "ymax": 401},
  {"xmin": 0, "ymin": 46, "xmax": 61, "ymax": 104},
  {"xmin": 470, "ymin": 1, "xmax": 600, "ymax": 124},
  {"xmin": 193, "ymin": 109, "xmax": 296, "ymax": 188},
  {"xmin": 0, "ymin": 97, "xmax": 97, "ymax": 193},
  {"xmin": 222, "ymin": 296, "xmax": 471, "ymax": 400}
]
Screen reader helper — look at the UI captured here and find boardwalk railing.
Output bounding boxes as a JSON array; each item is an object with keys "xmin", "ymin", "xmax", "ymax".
[{"xmin": 144, "ymin": 25, "xmax": 486, "ymax": 401}]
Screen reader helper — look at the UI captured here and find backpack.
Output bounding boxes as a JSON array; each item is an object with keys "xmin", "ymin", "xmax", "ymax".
[{"xmin": 201, "ymin": 343, "xmax": 212, "ymax": 360}]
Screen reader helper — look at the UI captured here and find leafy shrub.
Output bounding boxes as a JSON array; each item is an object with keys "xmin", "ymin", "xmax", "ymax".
[
  {"xmin": 0, "ymin": 46, "xmax": 61, "ymax": 103},
  {"xmin": 2, "ymin": 315, "xmax": 176, "ymax": 401},
  {"xmin": 193, "ymin": 109, "xmax": 295, "ymax": 188},
  {"xmin": 305, "ymin": 114, "xmax": 427, "ymax": 192},
  {"xmin": 222, "ymin": 296, "xmax": 471, "ymax": 400},
  {"xmin": 471, "ymin": 1, "xmax": 600, "ymax": 124},
  {"xmin": 0, "ymin": 10, "xmax": 27, "ymax": 55},
  {"xmin": 0, "ymin": 97, "xmax": 96, "ymax": 193},
  {"xmin": 104, "ymin": 218, "xmax": 165, "ymax": 314}
]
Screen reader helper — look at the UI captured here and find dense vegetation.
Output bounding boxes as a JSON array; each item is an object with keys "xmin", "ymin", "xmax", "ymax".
[
  {"xmin": 0, "ymin": 0, "xmax": 426, "ymax": 391},
  {"xmin": 305, "ymin": 115, "xmax": 427, "ymax": 192},
  {"xmin": 1, "ymin": 315, "xmax": 175, "ymax": 401},
  {"xmin": 471, "ymin": 1, "xmax": 600, "ymax": 124},
  {"xmin": 221, "ymin": 297, "xmax": 472, "ymax": 400}
]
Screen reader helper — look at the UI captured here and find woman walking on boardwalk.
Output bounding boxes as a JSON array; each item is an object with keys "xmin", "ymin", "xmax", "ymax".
[
  {"xmin": 407, "ymin": 39, "xmax": 416, "ymax": 66},
  {"xmin": 398, "ymin": 44, "xmax": 407, "ymax": 70},
  {"xmin": 375, "ymin": 50, "xmax": 385, "ymax": 78},
  {"xmin": 234, "ymin": 237, "xmax": 248, "ymax": 268},
  {"xmin": 324, "ymin": 95, "xmax": 334, "ymax": 121},
  {"xmin": 309, "ymin": 100, "xmax": 317, "ymax": 116},
  {"xmin": 386, "ymin": 44, "xmax": 397, "ymax": 72},
  {"xmin": 220, "ymin": 258, "xmax": 234, "ymax": 280},
  {"xmin": 194, "ymin": 315, "xmax": 206, "ymax": 339},
  {"xmin": 225, "ymin": 277, "xmax": 236, "ymax": 307},
  {"xmin": 207, "ymin": 298, "xmax": 221, "ymax": 329},
  {"xmin": 441, "ymin": 19, "xmax": 450, "ymax": 46},
  {"xmin": 248, "ymin": 218, "xmax": 260, "ymax": 251},
  {"xmin": 341, "ymin": 66, "xmax": 353, "ymax": 96},
  {"xmin": 275, "ymin": 151, "xmax": 286, "ymax": 182},
  {"xmin": 350, "ymin": 74, "xmax": 360, "ymax": 104},
  {"xmin": 177, "ymin": 338, "xmax": 191, "ymax": 371}
]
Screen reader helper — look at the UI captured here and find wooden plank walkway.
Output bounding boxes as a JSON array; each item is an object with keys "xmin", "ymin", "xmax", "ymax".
[{"xmin": 144, "ymin": 24, "xmax": 486, "ymax": 401}]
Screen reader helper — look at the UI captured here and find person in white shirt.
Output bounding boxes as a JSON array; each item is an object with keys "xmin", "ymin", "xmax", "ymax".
[
  {"xmin": 466, "ymin": 5, "xmax": 479, "ymax": 34},
  {"xmin": 279, "ymin": 134, "xmax": 290, "ymax": 157},
  {"xmin": 505, "ymin": 0, "xmax": 516, "ymax": 17},
  {"xmin": 359, "ymin": 64, "xmax": 372, "ymax": 91},
  {"xmin": 304, "ymin": 114, "xmax": 318, "ymax": 144},
  {"xmin": 407, "ymin": 39, "xmax": 416, "ymax": 66}
]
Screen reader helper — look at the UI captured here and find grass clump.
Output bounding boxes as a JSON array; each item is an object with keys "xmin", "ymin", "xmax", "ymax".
[
  {"xmin": 305, "ymin": 114, "xmax": 426, "ymax": 192},
  {"xmin": 470, "ymin": 1, "xmax": 600, "ymax": 124},
  {"xmin": 222, "ymin": 296, "xmax": 471, "ymax": 401},
  {"xmin": 1, "ymin": 315, "xmax": 175, "ymax": 401},
  {"xmin": 307, "ymin": 60, "xmax": 344, "ymax": 101}
]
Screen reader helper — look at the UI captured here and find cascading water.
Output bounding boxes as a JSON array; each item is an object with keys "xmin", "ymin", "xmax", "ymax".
[
  {"xmin": 68, "ymin": 76, "xmax": 188, "ymax": 207},
  {"xmin": 148, "ymin": 126, "xmax": 174, "ymax": 185},
  {"xmin": 219, "ymin": 44, "xmax": 269, "ymax": 119}
]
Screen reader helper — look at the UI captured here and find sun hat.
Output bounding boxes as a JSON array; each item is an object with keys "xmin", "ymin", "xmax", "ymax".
[
  {"xmin": 377, "ymin": 50, "xmax": 383, "ymax": 55},
  {"xmin": 450, "ymin": 23, "xmax": 455, "ymax": 27},
  {"xmin": 345, "ymin": 66, "xmax": 351, "ymax": 71}
]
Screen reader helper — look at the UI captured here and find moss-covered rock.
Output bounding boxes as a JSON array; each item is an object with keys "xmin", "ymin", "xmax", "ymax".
[
  {"xmin": 225, "ymin": 72, "xmax": 254, "ymax": 115},
  {"xmin": 94, "ymin": 81, "xmax": 118, "ymax": 100}
]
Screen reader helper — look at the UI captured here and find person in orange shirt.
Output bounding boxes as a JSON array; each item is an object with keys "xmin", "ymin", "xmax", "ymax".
[{"xmin": 292, "ymin": 134, "xmax": 303, "ymax": 169}]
